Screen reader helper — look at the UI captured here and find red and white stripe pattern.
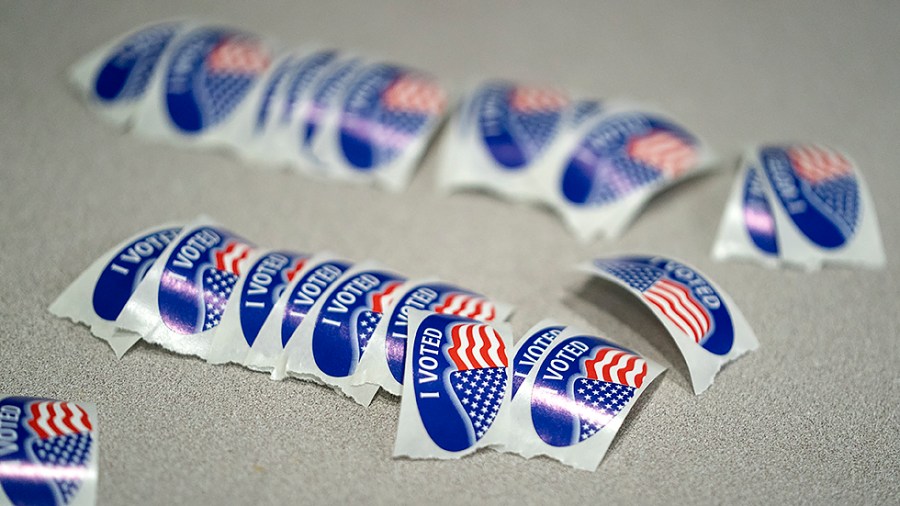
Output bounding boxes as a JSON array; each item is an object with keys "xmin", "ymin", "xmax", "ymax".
[
  {"xmin": 642, "ymin": 279, "xmax": 711, "ymax": 343},
  {"xmin": 284, "ymin": 258, "xmax": 307, "ymax": 282},
  {"xmin": 583, "ymin": 347, "xmax": 648, "ymax": 388},
  {"xmin": 510, "ymin": 86, "xmax": 569, "ymax": 113},
  {"xmin": 788, "ymin": 145, "xmax": 853, "ymax": 184},
  {"xmin": 208, "ymin": 39, "xmax": 271, "ymax": 74},
  {"xmin": 447, "ymin": 322, "xmax": 508, "ymax": 371},
  {"xmin": 27, "ymin": 401, "xmax": 92, "ymax": 440},
  {"xmin": 383, "ymin": 75, "xmax": 447, "ymax": 115},
  {"xmin": 214, "ymin": 241, "xmax": 253, "ymax": 275},
  {"xmin": 371, "ymin": 281, "xmax": 404, "ymax": 313},
  {"xmin": 433, "ymin": 293, "xmax": 497, "ymax": 321},
  {"xmin": 627, "ymin": 130, "xmax": 697, "ymax": 178}
]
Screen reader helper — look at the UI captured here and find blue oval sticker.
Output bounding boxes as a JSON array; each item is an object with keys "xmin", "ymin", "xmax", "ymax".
[
  {"xmin": 157, "ymin": 227, "xmax": 255, "ymax": 335},
  {"xmin": 411, "ymin": 313, "xmax": 509, "ymax": 452},
  {"xmin": 561, "ymin": 113, "xmax": 700, "ymax": 206},
  {"xmin": 760, "ymin": 145, "xmax": 859, "ymax": 248},
  {"xmin": 165, "ymin": 29, "xmax": 271, "ymax": 133},
  {"xmin": 530, "ymin": 335, "xmax": 646, "ymax": 447},
  {"xmin": 311, "ymin": 270, "xmax": 406, "ymax": 377}
]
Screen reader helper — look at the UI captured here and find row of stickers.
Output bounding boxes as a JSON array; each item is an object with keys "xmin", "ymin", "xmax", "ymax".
[
  {"xmin": 47, "ymin": 217, "xmax": 758, "ymax": 476},
  {"xmin": 73, "ymin": 19, "xmax": 720, "ymax": 242}
]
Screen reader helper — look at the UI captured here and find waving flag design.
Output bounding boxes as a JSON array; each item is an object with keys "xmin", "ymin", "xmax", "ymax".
[
  {"xmin": 284, "ymin": 257, "xmax": 307, "ymax": 282},
  {"xmin": 433, "ymin": 293, "xmax": 497, "ymax": 321},
  {"xmin": 447, "ymin": 322, "xmax": 508, "ymax": 371},
  {"xmin": 447, "ymin": 322, "xmax": 508, "ymax": 440},
  {"xmin": 207, "ymin": 39, "xmax": 271, "ymax": 74},
  {"xmin": 596, "ymin": 262, "xmax": 711, "ymax": 343},
  {"xmin": 572, "ymin": 377, "xmax": 635, "ymax": 442},
  {"xmin": 788, "ymin": 144, "xmax": 859, "ymax": 235},
  {"xmin": 383, "ymin": 75, "xmax": 446, "ymax": 115},
  {"xmin": 627, "ymin": 130, "xmax": 697, "ymax": 178},
  {"xmin": 202, "ymin": 240, "xmax": 252, "ymax": 331},
  {"xmin": 201, "ymin": 36, "xmax": 270, "ymax": 126},
  {"xmin": 355, "ymin": 280, "xmax": 404, "ymax": 354},
  {"xmin": 25, "ymin": 401, "xmax": 94, "ymax": 505},
  {"xmin": 583, "ymin": 347, "xmax": 648, "ymax": 388},
  {"xmin": 214, "ymin": 241, "xmax": 252, "ymax": 275},
  {"xmin": 510, "ymin": 87, "xmax": 569, "ymax": 113}
]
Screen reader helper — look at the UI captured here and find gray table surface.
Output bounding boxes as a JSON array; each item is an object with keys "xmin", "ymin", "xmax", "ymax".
[{"xmin": 2, "ymin": 1, "xmax": 898, "ymax": 504}]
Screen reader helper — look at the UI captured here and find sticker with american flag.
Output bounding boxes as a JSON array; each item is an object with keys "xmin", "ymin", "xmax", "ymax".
[
  {"xmin": 561, "ymin": 113, "xmax": 702, "ymax": 207},
  {"xmin": 529, "ymin": 336, "xmax": 650, "ymax": 448},
  {"xmin": 94, "ymin": 22, "xmax": 180, "ymax": 103},
  {"xmin": 165, "ymin": 29, "xmax": 272, "ymax": 133},
  {"xmin": 0, "ymin": 396, "xmax": 98, "ymax": 506},
  {"xmin": 588, "ymin": 257, "xmax": 732, "ymax": 354},
  {"xmin": 760, "ymin": 144, "xmax": 860, "ymax": 248},
  {"xmin": 157, "ymin": 226, "xmax": 255, "ymax": 337},
  {"xmin": 476, "ymin": 82, "xmax": 569, "ymax": 169},
  {"xmin": 581, "ymin": 255, "xmax": 759, "ymax": 395},
  {"xmin": 310, "ymin": 270, "xmax": 407, "ymax": 378},
  {"xmin": 378, "ymin": 282, "xmax": 507, "ymax": 391},
  {"xmin": 338, "ymin": 64, "xmax": 447, "ymax": 172},
  {"xmin": 404, "ymin": 313, "xmax": 510, "ymax": 454}
]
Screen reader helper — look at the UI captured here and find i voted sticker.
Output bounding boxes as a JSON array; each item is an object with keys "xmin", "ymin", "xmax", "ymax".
[
  {"xmin": 237, "ymin": 252, "xmax": 306, "ymax": 346},
  {"xmin": 581, "ymin": 255, "xmax": 758, "ymax": 394},
  {"xmin": 395, "ymin": 311, "xmax": 512, "ymax": 459},
  {"xmin": 310, "ymin": 270, "xmax": 406, "ymax": 378},
  {"xmin": 91, "ymin": 227, "xmax": 180, "ymax": 321},
  {"xmin": 476, "ymin": 82, "xmax": 569, "ymax": 169},
  {"xmin": 157, "ymin": 227, "xmax": 255, "ymax": 335},
  {"xmin": 278, "ymin": 260, "xmax": 350, "ymax": 348},
  {"xmin": 164, "ymin": 28, "xmax": 272, "ymax": 133},
  {"xmin": 93, "ymin": 22, "xmax": 179, "ymax": 104},
  {"xmin": 301, "ymin": 57, "xmax": 362, "ymax": 154},
  {"xmin": 278, "ymin": 50, "xmax": 339, "ymax": 126},
  {"xmin": 742, "ymin": 165, "xmax": 779, "ymax": 255},
  {"xmin": 530, "ymin": 336, "xmax": 647, "ymax": 447},
  {"xmin": 510, "ymin": 321, "xmax": 565, "ymax": 399},
  {"xmin": 759, "ymin": 144, "xmax": 859, "ymax": 249},
  {"xmin": 382, "ymin": 284, "xmax": 500, "ymax": 384},
  {"xmin": 560, "ymin": 113, "xmax": 700, "ymax": 207},
  {"xmin": 337, "ymin": 65, "xmax": 446, "ymax": 171},
  {"xmin": 505, "ymin": 327, "xmax": 664, "ymax": 471},
  {"xmin": 0, "ymin": 396, "xmax": 98, "ymax": 506}
]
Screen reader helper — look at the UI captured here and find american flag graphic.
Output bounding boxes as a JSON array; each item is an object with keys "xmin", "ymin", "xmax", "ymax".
[
  {"xmin": 788, "ymin": 144, "xmax": 859, "ymax": 234},
  {"xmin": 383, "ymin": 75, "xmax": 447, "ymax": 115},
  {"xmin": 596, "ymin": 261, "xmax": 711, "ymax": 343},
  {"xmin": 446, "ymin": 321, "xmax": 509, "ymax": 440},
  {"xmin": 202, "ymin": 241, "xmax": 252, "ymax": 331},
  {"xmin": 355, "ymin": 280, "xmax": 404, "ymax": 355},
  {"xmin": 583, "ymin": 347, "xmax": 648, "ymax": 388},
  {"xmin": 284, "ymin": 258, "xmax": 307, "ymax": 282},
  {"xmin": 449, "ymin": 367, "xmax": 507, "ymax": 441},
  {"xmin": 505, "ymin": 86, "xmax": 568, "ymax": 156},
  {"xmin": 201, "ymin": 36, "xmax": 271, "ymax": 126},
  {"xmin": 207, "ymin": 39, "xmax": 271, "ymax": 74},
  {"xmin": 433, "ymin": 293, "xmax": 497, "ymax": 321},
  {"xmin": 626, "ymin": 130, "xmax": 697, "ymax": 178},
  {"xmin": 25, "ymin": 401, "xmax": 94, "ymax": 505},
  {"xmin": 447, "ymin": 322, "xmax": 508, "ymax": 371},
  {"xmin": 572, "ymin": 377, "xmax": 635, "ymax": 442},
  {"xmin": 510, "ymin": 87, "xmax": 569, "ymax": 113}
]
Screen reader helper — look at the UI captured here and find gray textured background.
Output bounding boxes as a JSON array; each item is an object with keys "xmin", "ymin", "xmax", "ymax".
[{"xmin": 1, "ymin": 1, "xmax": 898, "ymax": 504}]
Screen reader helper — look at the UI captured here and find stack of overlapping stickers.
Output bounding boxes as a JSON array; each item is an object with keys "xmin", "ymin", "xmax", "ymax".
[
  {"xmin": 69, "ymin": 20, "xmax": 447, "ymax": 192},
  {"xmin": 50, "ymin": 217, "xmax": 759, "ymax": 471},
  {"xmin": 712, "ymin": 144, "xmax": 885, "ymax": 270},
  {"xmin": 438, "ymin": 82, "xmax": 718, "ymax": 241}
]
